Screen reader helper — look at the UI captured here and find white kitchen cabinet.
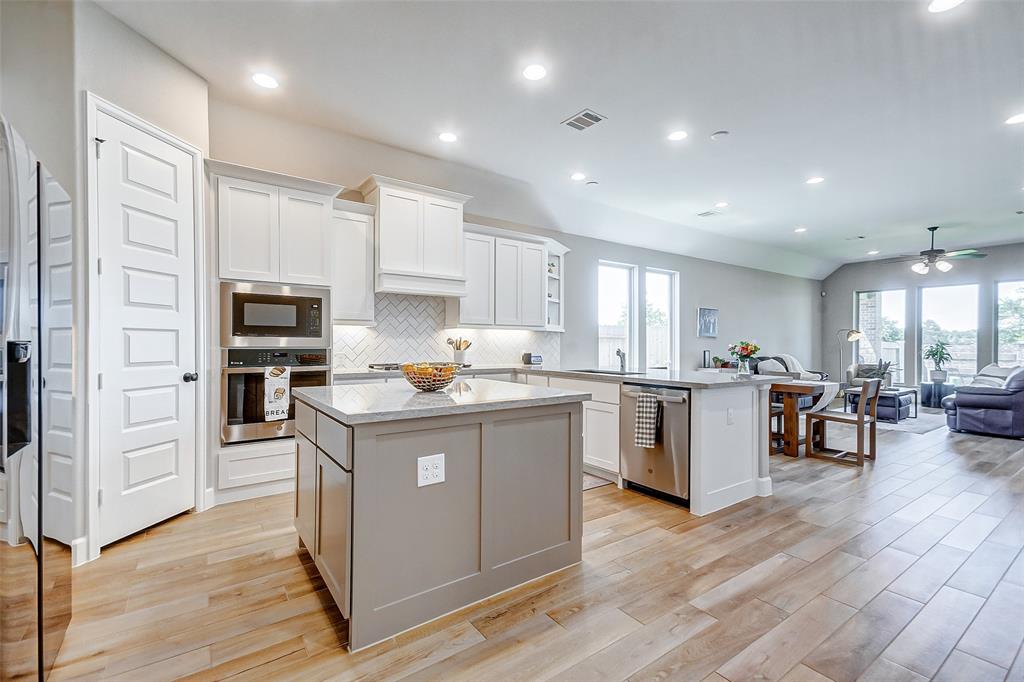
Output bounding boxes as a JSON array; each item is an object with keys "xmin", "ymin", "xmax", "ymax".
[
  {"xmin": 209, "ymin": 160, "xmax": 343, "ymax": 287},
  {"xmin": 330, "ymin": 199, "xmax": 376, "ymax": 324},
  {"xmin": 279, "ymin": 189, "xmax": 332, "ymax": 286},
  {"xmin": 492, "ymin": 238, "xmax": 545, "ymax": 328},
  {"xmin": 358, "ymin": 175, "xmax": 471, "ymax": 297},
  {"xmin": 583, "ymin": 402, "xmax": 620, "ymax": 474},
  {"xmin": 545, "ymin": 242, "xmax": 568, "ymax": 332},
  {"xmin": 218, "ymin": 176, "xmax": 280, "ymax": 283},
  {"xmin": 521, "ymin": 243, "xmax": 546, "ymax": 328},
  {"xmin": 447, "ymin": 225, "xmax": 565, "ymax": 331},
  {"xmin": 456, "ymin": 233, "xmax": 494, "ymax": 325},
  {"xmin": 493, "ymin": 238, "xmax": 522, "ymax": 325},
  {"xmin": 549, "ymin": 376, "xmax": 620, "ymax": 475}
]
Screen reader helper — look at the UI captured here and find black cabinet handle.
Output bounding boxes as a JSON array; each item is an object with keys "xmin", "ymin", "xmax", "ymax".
[{"xmin": 183, "ymin": 372, "xmax": 199, "ymax": 383}]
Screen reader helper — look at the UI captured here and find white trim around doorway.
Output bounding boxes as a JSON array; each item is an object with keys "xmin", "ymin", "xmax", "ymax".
[{"xmin": 82, "ymin": 92, "xmax": 208, "ymax": 564}]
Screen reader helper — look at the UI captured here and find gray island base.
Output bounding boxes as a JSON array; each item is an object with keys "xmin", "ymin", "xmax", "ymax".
[{"xmin": 293, "ymin": 379, "xmax": 589, "ymax": 651}]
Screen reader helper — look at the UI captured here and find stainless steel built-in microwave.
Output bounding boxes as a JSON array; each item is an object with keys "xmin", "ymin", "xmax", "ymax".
[{"xmin": 220, "ymin": 281, "xmax": 331, "ymax": 348}]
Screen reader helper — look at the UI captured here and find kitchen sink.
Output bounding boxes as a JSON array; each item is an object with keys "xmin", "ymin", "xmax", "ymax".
[{"xmin": 567, "ymin": 368, "xmax": 645, "ymax": 376}]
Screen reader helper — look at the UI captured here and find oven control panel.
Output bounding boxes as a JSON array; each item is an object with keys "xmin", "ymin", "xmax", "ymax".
[{"xmin": 225, "ymin": 348, "xmax": 329, "ymax": 367}]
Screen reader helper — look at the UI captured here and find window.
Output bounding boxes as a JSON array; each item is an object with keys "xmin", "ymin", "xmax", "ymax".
[
  {"xmin": 855, "ymin": 290, "xmax": 906, "ymax": 384},
  {"xmin": 920, "ymin": 284, "xmax": 979, "ymax": 385},
  {"xmin": 997, "ymin": 281, "xmax": 1024, "ymax": 367},
  {"xmin": 598, "ymin": 262, "xmax": 635, "ymax": 368},
  {"xmin": 644, "ymin": 269, "xmax": 678, "ymax": 369}
]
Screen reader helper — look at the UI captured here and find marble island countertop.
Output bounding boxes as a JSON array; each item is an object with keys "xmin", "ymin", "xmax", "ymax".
[
  {"xmin": 294, "ymin": 378, "xmax": 591, "ymax": 425},
  {"xmin": 333, "ymin": 365, "xmax": 789, "ymax": 390}
]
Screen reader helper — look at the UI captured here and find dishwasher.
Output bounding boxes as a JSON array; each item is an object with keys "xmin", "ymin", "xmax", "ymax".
[{"xmin": 619, "ymin": 383, "xmax": 691, "ymax": 504}]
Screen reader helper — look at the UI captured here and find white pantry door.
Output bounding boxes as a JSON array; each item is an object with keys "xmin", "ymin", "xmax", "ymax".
[{"xmin": 96, "ymin": 111, "xmax": 197, "ymax": 546}]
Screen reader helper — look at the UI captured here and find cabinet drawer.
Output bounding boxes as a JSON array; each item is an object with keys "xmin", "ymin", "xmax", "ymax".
[
  {"xmin": 549, "ymin": 376, "xmax": 620, "ymax": 405},
  {"xmin": 316, "ymin": 412, "xmax": 352, "ymax": 470},
  {"xmin": 295, "ymin": 401, "xmax": 316, "ymax": 439}
]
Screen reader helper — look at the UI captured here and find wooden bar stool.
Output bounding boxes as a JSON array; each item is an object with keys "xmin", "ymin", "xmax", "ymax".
[
  {"xmin": 805, "ymin": 378, "xmax": 880, "ymax": 466},
  {"xmin": 769, "ymin": 403, "xmax": 785, "ymax": 454}
]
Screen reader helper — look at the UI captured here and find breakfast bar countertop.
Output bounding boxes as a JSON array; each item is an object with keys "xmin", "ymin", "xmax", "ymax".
[{"xmin": 294, "ymin": 378, "xmax": 591, "ymax": 425}]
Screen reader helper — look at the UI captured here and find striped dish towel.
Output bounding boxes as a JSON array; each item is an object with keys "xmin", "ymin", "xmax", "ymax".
[{"xmin": 634, "ymin": 392, "xmax": 659, "ymax": 448}]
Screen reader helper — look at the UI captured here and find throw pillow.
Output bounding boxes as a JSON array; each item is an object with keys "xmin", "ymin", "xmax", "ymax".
[{"xmin": 860, "ymin": 360, "xmax": 891, "ymax": 379}]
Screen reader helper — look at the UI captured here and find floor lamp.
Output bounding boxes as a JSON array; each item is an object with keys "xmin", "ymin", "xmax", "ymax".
[{"xmin": 836, "ymin": 328, "xmax": 865, "ymax": 391}]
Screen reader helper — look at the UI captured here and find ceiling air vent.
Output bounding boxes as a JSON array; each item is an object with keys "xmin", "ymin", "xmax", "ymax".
[
  {"xmin": 562, "ymin": 109, "xmax": 606, "ymax": 131},
  {"xmin": 696, "ymin": 210, "xmax": 719, "ymax": 218}
]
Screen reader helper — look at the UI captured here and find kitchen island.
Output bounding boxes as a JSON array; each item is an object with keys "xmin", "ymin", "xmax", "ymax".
[{"xmin": 292, "ymin": 378, "xmax": 589, "ymax": 651}]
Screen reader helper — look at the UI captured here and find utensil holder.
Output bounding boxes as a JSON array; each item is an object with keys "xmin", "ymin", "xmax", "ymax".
[{"xmin": 453, "ymin": 349, "xmax": 466, "ymax": 365}]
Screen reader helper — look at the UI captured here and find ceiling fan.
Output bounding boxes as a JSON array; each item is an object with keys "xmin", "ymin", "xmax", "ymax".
[{"xmin": 900, "ymin": 226, "xmax": 987, "ymax": 274}]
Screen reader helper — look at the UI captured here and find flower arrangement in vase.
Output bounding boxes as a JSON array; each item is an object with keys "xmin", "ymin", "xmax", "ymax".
[{"xmin": 727, "ymin": 340, "xmax": 760, "ymax": 375}]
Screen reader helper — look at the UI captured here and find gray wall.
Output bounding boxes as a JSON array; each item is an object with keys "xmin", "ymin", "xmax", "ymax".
[
  {"xmin": 821, "ymin": 241, "xmax": 1024, "ymax": 385},
  {"xmin": 209, "ymin": 98, "xmax": 824, "ymax": 371},
  {"xmin": 73, "ymin": 1, "xmax": 210, "ymax": 154},
  {"xmin": 0, "ymin": 0, "xmax": 76, "ymax": 189}
]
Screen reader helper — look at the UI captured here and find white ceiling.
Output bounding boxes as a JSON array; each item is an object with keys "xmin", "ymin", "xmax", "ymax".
[{"xmin": 99, "ymin": 0, "xmax": 1024, "ymax": 280}]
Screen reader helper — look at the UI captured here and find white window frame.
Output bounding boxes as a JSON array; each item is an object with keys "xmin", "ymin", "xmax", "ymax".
[
  {"xmin": 643, "ymin": 267, "xmax": 680, "ymax": 370},
  {"xmin": 597, "ymin": 260, "xmax": 638, "ymax": 369}
]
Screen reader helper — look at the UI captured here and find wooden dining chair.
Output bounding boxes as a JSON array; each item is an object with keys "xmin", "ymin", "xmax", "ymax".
[
  {"xmin": 805, "ymin": 378, "xmax": 880, "ymax": 466},
  {"xmin": 769, "ymin": 403, "xmax": 785, "ymax": 454}
]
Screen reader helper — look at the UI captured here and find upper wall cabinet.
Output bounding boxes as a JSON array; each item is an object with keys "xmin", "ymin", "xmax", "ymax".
[
  {"xmin": 331, "ymin": 199, "xmax": 376, "ymax": 325},
  {"xmin": 358, "ymin": 175, "xmax": 472, "ymax": 297},
  {"xmin": 208, "ymin": 159, "xmax": 343, "ymax": 287},
  {"xmin": 446, "ymin": 224, "xmax": 568, "ymax": 331}
]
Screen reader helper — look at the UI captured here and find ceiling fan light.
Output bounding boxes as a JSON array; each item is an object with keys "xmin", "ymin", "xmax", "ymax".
[
  {"xmin": 935, "ymin": 260, "xmax": 953, "ymax": 272},
  {"xmin": 911, "ymin": 262, "xmax": 930, "ymax": 275}
]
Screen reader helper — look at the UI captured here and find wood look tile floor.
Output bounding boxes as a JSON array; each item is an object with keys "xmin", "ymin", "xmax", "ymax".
[{"xmin": 53, "ymin": 424, "xmax": 1024, "ymax": 681}]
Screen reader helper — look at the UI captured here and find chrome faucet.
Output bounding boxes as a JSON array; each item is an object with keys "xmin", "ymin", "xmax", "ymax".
[{"xmin": 615, "ymin": 348, "xmax": 626, "ymax": 372}]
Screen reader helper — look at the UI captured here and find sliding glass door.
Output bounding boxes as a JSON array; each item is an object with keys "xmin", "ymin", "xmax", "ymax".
[
  {"xmin": 855, "ymin": 290, "xmax": 906, "ymax": 384},
  {"xmin": 998, "ymin": 281, "xmax": 1024, "ymax": 367},
  {"xmin": 920, "ymin": 284, "xmax": 979, "ymax": 385}
]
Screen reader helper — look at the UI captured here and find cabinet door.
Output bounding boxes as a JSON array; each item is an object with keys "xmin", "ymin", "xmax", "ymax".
[
  {"xmin": 583, "ymin": 401, "xmax": 620, "ymax": 473},
  {"xmin": 377, "ymin": 186, "xmax": 422, "ymax": 274},
  {"xmin": 218, "ymin": 177, "xmax": 279, "ymax": 282},
  {"xmin": 315, "ymin": 451, "xmax": 351, "ymax": 619},
  {"xmin": 459, "ymin": 233, "xmax": 494, "ymax": 325},
  {"xmin": 520, "ymin": 243, "xmax": 546, "ymax": 328},
  {"xmin": 493, "ymin": 238, "xmax": 521, "ymax": 325},
  {"xmin": 295, "ymin": 433, "xmax": 317, "ymax": 551},
  {"xmin": 279, "ymin": 189, "xmax": 332, "ymax": 286},
  {"xmin": 422, "ymin": 197, "xmax": 463, "ymax": 277},
  {"xmin": 331, "ymin": 210, "xmax": 374, "ymax": 323}
]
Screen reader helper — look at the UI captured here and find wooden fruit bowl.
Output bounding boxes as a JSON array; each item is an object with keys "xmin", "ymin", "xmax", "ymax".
[{"xmin": 400, "ymin": 362, "xmax": 460, "ymax": 392}]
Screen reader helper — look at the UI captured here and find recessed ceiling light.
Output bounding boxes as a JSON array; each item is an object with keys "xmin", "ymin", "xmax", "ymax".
[
  {"xmin": 252, "ymin": 73, "xmax": 279, "ymax": 89},
  {"xmin": 867, "ymin": 250, "xmax": 880, "ymax": 255},
  {"xmin": 714, "ymin": 202, "xmax": 729, "ymax": 208},
  {"xmin": 586, "ymin": 181, "xmax": 599, "ymax": 186},
  {"xmin": 1006, "ymin": 113, "xmax": 1024, "ymax": 125},
  {"xmin": 667, "ymin": 130, "xmax": 688, "ymax": 141},
  {"xmin": 806, "ymin": 176, "xmax": 825, "ymax": 185},
  {"xmin": 710, "ymin": 130, "xmax": 730, "ymax": 140},
  {"xmin": 928, "ymin": 0, "xmax": 966, "ymax": 12},
  {"xmin": 794, "ymin": 227, "xmax": 807, "ymax": 233},
  {"xmin": 438, "ymin": 132, "xmax": 458, "ymax": 142},
  {"xmin": 570, "ymin": 172, "xmax": 586, "ymax": 181},
  {"xmin": 522, "ymin": 64, "xmax": 547, "ymax": 81}
]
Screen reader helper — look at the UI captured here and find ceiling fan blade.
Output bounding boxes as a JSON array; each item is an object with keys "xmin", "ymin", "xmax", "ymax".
[
  {"xmin": 943, "ymin": 248, "xmax": 978, "ymax": 257},
  {"xmin": 891, "ymin": 255, "xmax": 927, "ymax": 263},
  {"xmin": 945, "ymin": 251, "xmax": 987, "ymax": 260}
]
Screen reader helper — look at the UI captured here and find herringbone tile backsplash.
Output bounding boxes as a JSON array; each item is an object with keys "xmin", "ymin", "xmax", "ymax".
[{"xmin": 332, "ymin": 294, "xmax": 561, "ymax": 369}]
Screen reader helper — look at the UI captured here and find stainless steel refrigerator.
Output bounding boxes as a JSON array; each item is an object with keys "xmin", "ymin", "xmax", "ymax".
[{"xmin": 0, "ymin": 118, "xmax": 74, "ymax": 680}]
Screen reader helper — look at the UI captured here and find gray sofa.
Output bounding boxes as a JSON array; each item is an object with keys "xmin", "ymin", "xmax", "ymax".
[{"xmin": 942, "ymin": 364, "xmax": 1024, "ymax": 438}]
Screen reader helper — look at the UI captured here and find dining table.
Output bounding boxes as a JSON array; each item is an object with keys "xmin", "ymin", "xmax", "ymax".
[{"xmin": 770, "ymin": 380, "xmax": 842, "ymax": 457}]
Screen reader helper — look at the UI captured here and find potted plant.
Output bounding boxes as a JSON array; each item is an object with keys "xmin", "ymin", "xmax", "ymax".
[
  {"xmin": 924, "ymin": 340, "xmax": 952, "ymax": 383},
  {"xmin": 727, "ymin": 341, "xmax": 761, "ymax": 376},
  {"xmin": 712, "ymin": 356, "xmax": 724, "ymax": 369}
]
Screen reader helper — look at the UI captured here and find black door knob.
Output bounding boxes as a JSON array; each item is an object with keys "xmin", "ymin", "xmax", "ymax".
[{"xmin": 183, "ymin": 372, "xmax": 199, "ymax": 383}]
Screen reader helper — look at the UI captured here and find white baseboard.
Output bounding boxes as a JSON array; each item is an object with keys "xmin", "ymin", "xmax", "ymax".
[{"xmin": 71, "ymin": 536, "xmax": 91, "ymax": 567}]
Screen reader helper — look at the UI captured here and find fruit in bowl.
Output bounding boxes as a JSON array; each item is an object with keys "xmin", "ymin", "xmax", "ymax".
[{"xmin": 400, "ymin": 362, "xmax": 460, "ymax": 392}]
